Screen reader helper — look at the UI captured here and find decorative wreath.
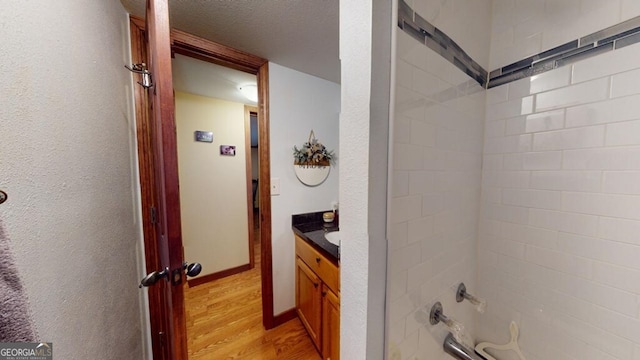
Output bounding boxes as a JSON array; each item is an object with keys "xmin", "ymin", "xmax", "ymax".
[{"xmin": 293, "ymin": 130, "xmax": 335, "ymax": 167}]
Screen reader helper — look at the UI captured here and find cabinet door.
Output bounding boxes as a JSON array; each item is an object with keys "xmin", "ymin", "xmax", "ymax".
[
  {"xmin": 322, "ymin": 285, "xmax": 340, "ymax": 360},
  {"xmin": 296, "ymin": 257, "xmax": 322, "ymax": 351}
]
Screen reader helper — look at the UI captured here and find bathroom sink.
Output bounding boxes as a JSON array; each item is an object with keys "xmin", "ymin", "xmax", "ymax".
[{"xmin": 324, "ymin": 231, "xmax": 340, "ymax": 246}]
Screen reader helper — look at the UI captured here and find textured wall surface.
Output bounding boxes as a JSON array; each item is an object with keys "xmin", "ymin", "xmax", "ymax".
[
  {"xmin": 339, "ymin": 0, "xmax": 373, "ymax": 358},
  {"xmin": 268, "ymin": 62, "xmax": 340, "ymax": 315},
  {"xmin": 0, "ymin": 1, "xmax": 144, "ymax": 359},
  {"xmin": 478, "ymin": 35, "xmax": 640, "ymax": 360}
]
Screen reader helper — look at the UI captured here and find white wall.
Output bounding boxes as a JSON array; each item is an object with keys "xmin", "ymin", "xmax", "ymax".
[
  {"xmin": 0, "ymin": 1, "xmax": 145, "ymax": 359},
  {"xmin": 339, "ymin": 0, "xmax": 374, "ymax": 358},
  {"xmin": 478, "ymin": 10, "xmax": 640, "ymax": 360},
  {"xmin": 268, "ymin": 62, "xmax": 340, "ymax": 315},
  {"xmin": 175, "ymin": 92, "xmax": 250, "ymax": 276}
]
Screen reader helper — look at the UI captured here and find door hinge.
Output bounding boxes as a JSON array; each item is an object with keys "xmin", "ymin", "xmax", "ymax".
[{"xmin": 150, "ymin": 207, "xmax": 158, "ymax": 225}]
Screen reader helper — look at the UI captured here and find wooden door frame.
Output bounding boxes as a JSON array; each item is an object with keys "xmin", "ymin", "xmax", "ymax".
[
  {"xmin": 129, "ymin": 15, "xmax": 276, "ymax": 359},
  {"xmin": 244, "ymin": 106, "xmax": 259, "ymax": 270}
]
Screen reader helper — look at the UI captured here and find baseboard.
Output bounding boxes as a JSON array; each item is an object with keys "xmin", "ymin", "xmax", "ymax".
[
  {"xmin": 273, "ymin": 308, "xmax": 298, "ymax": 327},
  {"xmin": 187, "ymin": 263, "xmax": 252, "ymax": 287}
]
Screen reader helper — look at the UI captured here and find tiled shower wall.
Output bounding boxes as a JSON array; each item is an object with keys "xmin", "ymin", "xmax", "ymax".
[
  {"xmin": 476, "ymin": 2, "xmax": 640, "ymax": 360},
  {"xmin": 387, "ymin": 2, "xmax": 491, "ymax": 355},
  {"xmin": 490, "ymin": 0, "xmax": 640, "ymax": 69},
  {"xmin": 390, "ymin": 1, "xmax": 640, "ymax": 360},
  {"xmin": 477, "ymin": 28, "xmax": 640, "ymax": 360}
]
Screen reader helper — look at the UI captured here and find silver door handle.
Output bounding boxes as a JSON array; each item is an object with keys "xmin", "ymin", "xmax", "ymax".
[{"xmin": 139, "ymin": 267, "xmax": 169, "ymax": 288}]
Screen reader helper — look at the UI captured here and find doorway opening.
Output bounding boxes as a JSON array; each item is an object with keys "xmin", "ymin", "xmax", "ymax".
[{"xmin": 128, "ymin": 16, "xmax": 278, "ymax": 359}]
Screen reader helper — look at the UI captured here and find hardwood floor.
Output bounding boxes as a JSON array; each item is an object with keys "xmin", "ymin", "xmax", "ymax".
[{"xmin": 185, "ymin": 230, "xmax": 321, "ymax": 359}]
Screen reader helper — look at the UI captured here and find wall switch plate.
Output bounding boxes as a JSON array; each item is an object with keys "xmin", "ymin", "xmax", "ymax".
[{"xmin": 271, "ymin": 178, "xmax": 280, "ymax": 196}]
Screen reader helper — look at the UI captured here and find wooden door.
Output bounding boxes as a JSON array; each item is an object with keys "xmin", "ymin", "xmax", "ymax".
[
  {"xmin": 296, "ymin": 258, "xmax": 322, "ymax": 350},
  {"xmin": 322, "ymin": 285, "xmax": 340, "ymax": 360},
  {"xmin": 145, "ymin": 0, "xmax": 187, "ymax": 358}
]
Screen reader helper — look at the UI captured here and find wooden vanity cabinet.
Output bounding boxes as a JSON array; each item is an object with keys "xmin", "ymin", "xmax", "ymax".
[
  {"xmin": 321, "ymin": 284, "xmax": 340, "ymax": 360},
  {"xmin": 296, "ymin": 257, "xmax": 322, "ymax": 350},
  {"xmin": 295, "ymin": 235, "xmax": 340, "ymax": 360}
]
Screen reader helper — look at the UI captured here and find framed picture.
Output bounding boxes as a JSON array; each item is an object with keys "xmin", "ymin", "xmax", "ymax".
[
  {"xmin": 194, "ymin": 131, "xmax": 213, "ymax": 143},
  {"xmin": 220, "ymin": 145, "xmax": 236, "ymax": 156}
]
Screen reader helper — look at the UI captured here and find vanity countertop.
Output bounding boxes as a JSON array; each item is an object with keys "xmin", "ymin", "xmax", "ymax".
[{"xmin": 292, "ymin": 211, "xmax": 339, "ymax": 264}]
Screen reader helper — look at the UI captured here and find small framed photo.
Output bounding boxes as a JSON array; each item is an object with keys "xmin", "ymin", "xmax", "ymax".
[
  {"xmin": 194, "ymin": 131, "xmax": 213, "ymax": 143},
  {"xmin": 220, "ymin": 145, "xmax": 236, "ymax": 156}
]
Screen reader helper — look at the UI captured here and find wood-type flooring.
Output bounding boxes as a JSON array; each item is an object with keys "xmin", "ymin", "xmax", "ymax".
[{"xmin": 185, "ymin": 225, "xmax": 320, "ymax": 359}]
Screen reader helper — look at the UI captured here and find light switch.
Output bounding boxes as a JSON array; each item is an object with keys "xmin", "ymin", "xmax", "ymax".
[{"xmin": 271, "ymin": 178, "xmax": 280, "ymax": 196}]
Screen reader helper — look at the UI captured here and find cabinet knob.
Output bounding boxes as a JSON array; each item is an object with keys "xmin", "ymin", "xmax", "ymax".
[
  {"xmin": 322, "ymin": 291, "xmax": 327, "ymax": 297},
  {"xmin": 316, "ymin": 257, "xmax": 321, "ymax": 263},
  {"xmin": 314, "ymin": 282, "xmax": 319, "ymax": 288}
]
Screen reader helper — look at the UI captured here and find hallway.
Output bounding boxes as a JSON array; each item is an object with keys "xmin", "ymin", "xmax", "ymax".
[{"xmin": 185, "ymin": 237, "xmax": 320, "ymax": 359}]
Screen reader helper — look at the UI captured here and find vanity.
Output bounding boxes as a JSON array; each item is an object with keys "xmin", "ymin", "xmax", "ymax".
[{"xmin": 292, "ymin": 212, "xmax": 340, "ymax": 360}]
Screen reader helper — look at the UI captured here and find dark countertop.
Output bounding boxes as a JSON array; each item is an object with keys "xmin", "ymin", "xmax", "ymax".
[{"xmin": 292, "ymin": 211, "xmax": 339, "ymax": 264}]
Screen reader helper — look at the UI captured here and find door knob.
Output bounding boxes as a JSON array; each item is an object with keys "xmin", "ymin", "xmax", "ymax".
[
  {"xmin": 139, "ymin": 267, "xmax": 169, "ymax": 288},
  {"xmin": 183, "ymin": 262, "xmax": 202, "ymax": 277}
]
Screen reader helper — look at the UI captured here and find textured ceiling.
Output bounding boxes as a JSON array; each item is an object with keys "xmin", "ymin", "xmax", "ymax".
[
  {"xmin": 172, "ymin": 54, "xmax": 257, "ymax": 105},
  {"xmin": 120, "ymin": 0, "xmax": 340, "ymax": 84}
]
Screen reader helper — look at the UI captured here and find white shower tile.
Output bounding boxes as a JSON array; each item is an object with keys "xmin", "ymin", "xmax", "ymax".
[
  {"xmin": 394, "ymin": 115, "xmax": 412, "ymax": 144},
  {"xmin": 552, "ymin": 312, "xmax": 634, "ymax": 360},
  {"xmin": 562, "ymin": 191, "xmax": 640, "ymax": 220},
  {"xmin": 421, "ymin": 193, "xmax": 444, "ymax": 215},
  {"xmin": 487, "ymin": 84, "xmax": 509, "ymax": 104},
  {"xmin": 598, "ymin": 217, "xmax": 640, "ymax": 246},
  {"xmin": 390, "ymin": 195, "xmax": 423, "ymax": 223},
  {"xmin": 397, "ymin": 59, "xmax": 414, "ymax": 90},
  {"xmin": 394, "ymin": 143, "xmax": 424, "ymax": 170},
  {"xmin": 407, "ymin": 216, "xmax": 433, "ymax": 243},
  {"xmin": 606, "ymin": 120, "xmax": 640, "ymax": 146},
  {"xmin": 535, "ymin": 78, "xmax": 609, "ymax": 112},
  {"xmin": 407, "ymin": 260, "xmax": 433, "ymax": 291},
  {"xmin": 621, "ymin": 0, "xmax": 640, "ymax": 21},
  {"xmin": 532, "ymin": 125, "xmax": 605, "ymax": 151},
  {"xmin": 573, "ymin": 42, "xmax": 640, "ymax": 84},
  {"xmin": 408, "ymin": 171, "xmax": 434, "ymax": 195},
  {"xmin": 611, "ymin": 69, "xmax": 640, "ymax": 98},
  {"xmin": 604, "ymin": 171, "xmax": 640, "ymax": 195},
  {"xmin": 525, "ymin": 109, "xmax": 565, "ymax": 133},
  {"xmin": 529, "ymin": 66, "xmax": 572, "ymax": 94},
  {"xmin": 525, "ymin": 245, "xmax": 592, "ymax": 278},
  {"xmin": 592, "ymin": 262, "xmax": 640, "ymax": 294},
  {"xmin": 484, "ymin": 119, "xmax": 505, "ymax": 138},
  {"xmin": 392, "ymin": 171, "xmax": 409, "ymax": 197},
  {"xmin": 566, "ymin": 94, "xmax": 640, "ymax": 128},
  {"xmin": 410, "ymin": 119, "xmax": 436, "ymax": 147},
  {"xmin": 389, "ymin": 222, "xmax": 408, "ymax": 251},
  {"xmin": 502, "ymin": 188, "xmax": 561, "ymax": 210},
  {"xmin": 389, "ymin": 243, "xmax": 422, "ymax": 274},
  {"xmin": 530, "ymin": 171, "xmax": 602, "ymax": 192},
  {"xmin": 563, "ymin": 147, "xmax": 640, "ymax": 170},
  {"xmin": 486, "ymin": 96, "xmax": 534, "ymax": 120},
  {"xmin": 388, "ymin": 269, "xmax": 409, "ymax": 301},
  {"xmin": 522, "ymin": 151, "xmax": 562, "ymax": 170},
  {"xmin": 505, "ymin": 115, "xmax": 526, "ymax": 135}
]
